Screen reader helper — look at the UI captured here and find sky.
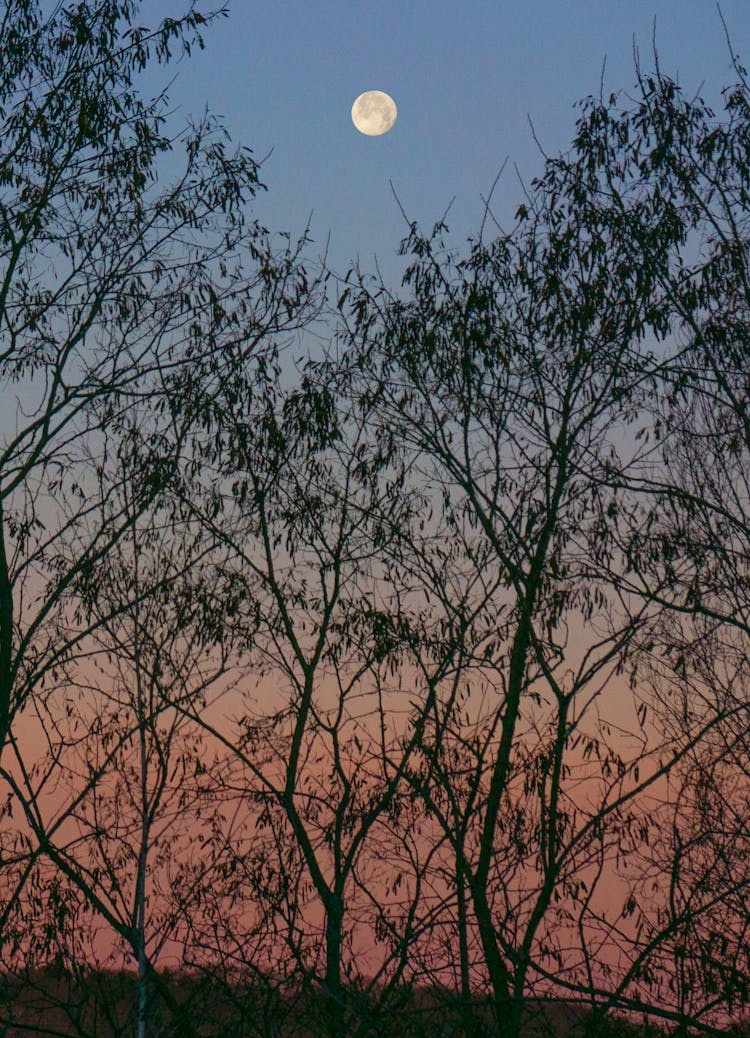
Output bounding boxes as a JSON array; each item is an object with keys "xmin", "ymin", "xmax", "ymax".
[
  {"xmin": 158, "ymin": 0, "xmax": 750, "ymax": 286},
  {"xmin": 5, "ymin": 1, "xmax": 748, "ymax": 999}
]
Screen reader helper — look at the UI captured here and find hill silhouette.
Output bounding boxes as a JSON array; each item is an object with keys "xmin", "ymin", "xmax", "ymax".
[{"xmin": 3, "ymin": 965, "xmax": 743, "ymax": 1037}]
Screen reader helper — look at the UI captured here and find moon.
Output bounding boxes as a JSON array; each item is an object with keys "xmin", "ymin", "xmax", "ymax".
[{"xmin": 351, "ymin": 91, "xmax": 397, "ymax": 136}]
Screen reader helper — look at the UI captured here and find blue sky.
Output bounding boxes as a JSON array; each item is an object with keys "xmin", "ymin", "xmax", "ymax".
[{"xmin": 163, "ymin": 0, "xmax": 750, "ymax": 284}]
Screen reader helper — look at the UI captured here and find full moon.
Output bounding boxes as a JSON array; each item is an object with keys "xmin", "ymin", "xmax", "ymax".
[{"xmin": 351, "ymin": 91, "xmax": 397, "ymax": 136}]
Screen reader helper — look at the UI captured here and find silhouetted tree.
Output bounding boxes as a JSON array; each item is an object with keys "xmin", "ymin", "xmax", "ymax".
[
  {"xmin": 333, "ymin": 47, "xmax": 750, "ymax": 1038},
  {"xmin": 45, "ymin": 442, "xmax": 238, "ymax": 1037},
  {"xmin": 0, "ymin": 0, "xmax": 316, "ymax": 1029},
  {"xmin": 163, "ymin": 352, "xmax": 447, "ymax": 1037},
  {"xmin": 555, "ymin": 52, "xmax": 750, "ymax": 1032},
  {"xmin": 4, "ymin": 4, "xmax": 750, "ymax": 1035}
]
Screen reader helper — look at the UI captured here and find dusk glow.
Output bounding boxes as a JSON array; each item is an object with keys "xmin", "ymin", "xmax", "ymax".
[{"xmin": 1, "ymin": 2, "xmax": 750, "ymax": 1037}]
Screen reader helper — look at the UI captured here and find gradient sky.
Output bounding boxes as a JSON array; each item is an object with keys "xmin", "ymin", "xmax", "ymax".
[{"xmin": 162, "ymin": 0, "xmax": 749, "ymax": 284}]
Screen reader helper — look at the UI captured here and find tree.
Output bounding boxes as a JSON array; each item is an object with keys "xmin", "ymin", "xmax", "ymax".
[
  {"xmin": 0, "ymin": 0, "xmax": 315, "ymax": 755},
  {"xmin": 333, "ymin": 49, "xmax": 750, "ymax": 1036},
  {"xmin": 555, "ymin": 53, "xmax": 750, "ymax": 1031},
  {"xmin": 59, "ymin": 447, "xmax": 236, "ymax": 1037},
  {"xmin": 165, "ymin": 351, "xmax": 444, "ymax": 1038},
  {"xmin": 5, "ymin": 4, "xmax": 750, "ymax": 1034},
  {"xmin": 334, "ymin": 183, "xmax": 655, "ymax": 1036},
  {"xmin": 0, "ymin": 0, "xmax": 316, "ymax": 1028}
]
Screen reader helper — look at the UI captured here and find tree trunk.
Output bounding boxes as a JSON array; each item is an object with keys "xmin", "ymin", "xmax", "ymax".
[
  {"xmin": 471, "ymin": 885, "xmax": 518, "ymax": 1038},
  {"xmin": 457, "ymin": 856, "xmax": 478, "ymax": 1037},
  {"xmin": 136, "ymin": 670, "xmax": 150, "ymax": 1038},
  {"xmin": 0, "ymin": 506, "xmax": 14, "ymax": 753},
  {"xmin": 135, "ymin": 823, "xmax": 149, "ymax": 1038},
  {"xmin": 136, "ymin": 851, "xmax": 148, "ymax": 1038},
  {"xmin": 324, "ymin": 892, "xmax": 345, "ymax": 1038}
]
